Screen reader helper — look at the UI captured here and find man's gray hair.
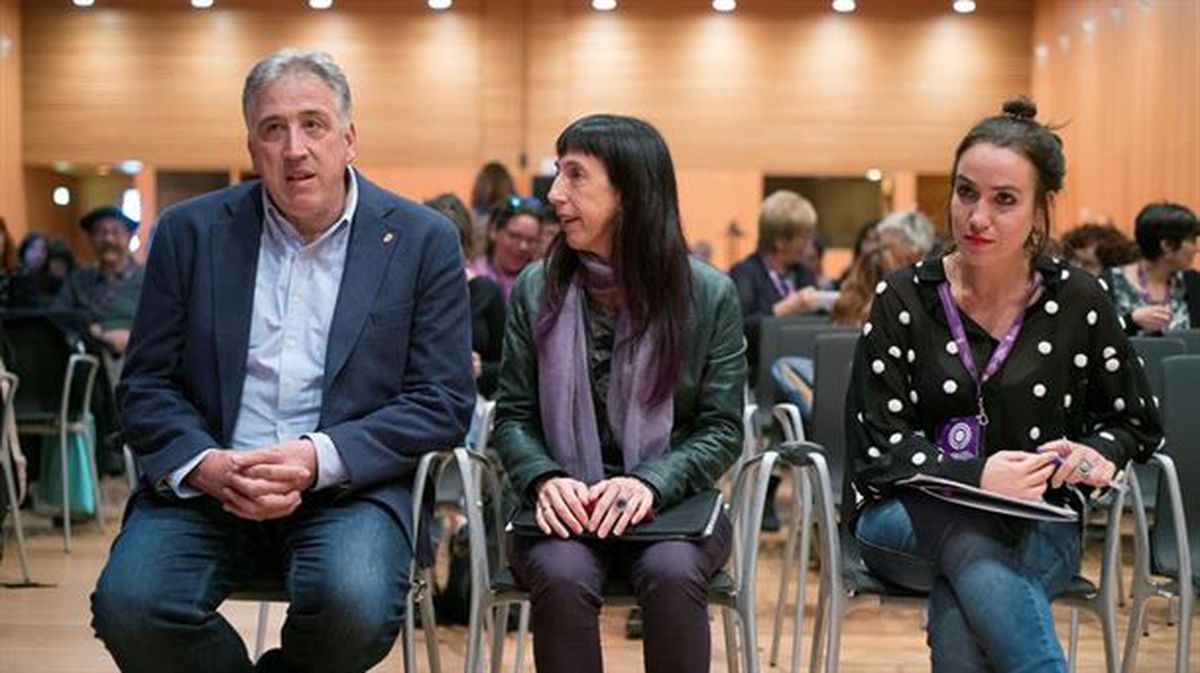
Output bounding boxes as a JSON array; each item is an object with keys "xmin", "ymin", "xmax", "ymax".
[{"xmin": 242, "ymin": 48, "xmax": 352, "ymax": 127}]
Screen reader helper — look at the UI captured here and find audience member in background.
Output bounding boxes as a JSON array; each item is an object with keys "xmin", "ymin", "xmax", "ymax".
[
  {"xmin": 90, "ymin": 48, "xmax": 473, "ymax": 673},
  {"xmin": 799, "ymin": 235, "xmax": 837, "ymax": 290},
  {"xmin": 1103, "ymin": 202, "xmax": 1200, "ymax": 335},
  {"xmin": 9, "ymin": 232, "xmax": 51, "ymax": 307},
  {"xmin": 830, "ymin": 241, "xmax": 921, "ymax": 327},
  {"xmin": 425, "ymin": 192, "xmax": 505, "ymax": 399},
  {"xmin": 875, "ymin": 209, "xmax": 939, "ymax": 257},
  {"xmin": 470, "ymin": 160, "xmax": 517, "ymax": 254},
  {"xmin": 53, "ymin": 206, "xmax": 144, "ymax": 358},
  {"xmin": 0, "ymin": 217, "xmax": 15, "ymax": 304},
  {"xmin": 1060, "ymin": 222, "xmax": 1138, "ymax": 276},
  {"xmin": 770, "ymin": 236, "xmax": 921, "ymax": 436},
  {"xmin": 469, "ymin": 195, "xmax": 544, "ymax": 302},
  {"xmin": 45, "ymin": 238, "xmax": 76, "ymax": 288},
  {"xmin": 729, "ymin": 190, "xmax": 821, "ymax": 376},
  {"xmin": 849, "ymin": 96, "xmax": 1160, "ymax": 673},
  {"xmin": 495, "ymin": 114, "xmax": 744, "ymax": 673},
  {"xmin": 837, "ymin": 219, "xmax": 884, "ymax": 286},
  {"xmin": 537, "ymin": 209, "xmax": 561, "ymax": 259}
]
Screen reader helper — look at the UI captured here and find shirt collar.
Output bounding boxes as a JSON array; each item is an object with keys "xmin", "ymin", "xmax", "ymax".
[
  {"xmin": 262, "ymin": 166, "xmax": 359, "ymax": 249},
  {"xmin": 915, "ymin": 251, "xmax": 1065, "ymax": 289}
]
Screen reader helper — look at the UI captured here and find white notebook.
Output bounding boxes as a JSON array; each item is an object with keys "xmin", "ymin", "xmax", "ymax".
[{"xmin": 897, "ymin": 474, "xmax": 1079, "ymax": 523}]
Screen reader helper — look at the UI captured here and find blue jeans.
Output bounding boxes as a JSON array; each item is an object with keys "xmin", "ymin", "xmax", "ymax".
[
  {"xmin": 854, "ymin": 493, "xmax": 1080, "ymax": 673},
  {"xmin": 91, "ymin": 492, "xmax": 412, "ymax": 673},
  {"xmin": 771, "ymin": 356, "xmax": 815, "ymax": 424}
]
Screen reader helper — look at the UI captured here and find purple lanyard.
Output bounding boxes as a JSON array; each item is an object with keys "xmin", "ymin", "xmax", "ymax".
[
  {"xmin": 1137, "ymin": 263, "xmax": 1170, "ymax": 306},
  {"xmin": 936, "ymin": 273, "xmax": 1042, "ymax": 425},
  {"xmin": 767, "ymin": 267, "xmax": 795, "ymax": 298}
]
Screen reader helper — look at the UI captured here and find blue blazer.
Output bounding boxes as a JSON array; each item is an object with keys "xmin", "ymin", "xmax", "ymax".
[{"xmin": 116, "ymin": 175, "xmax": 475, "ymax": 549}]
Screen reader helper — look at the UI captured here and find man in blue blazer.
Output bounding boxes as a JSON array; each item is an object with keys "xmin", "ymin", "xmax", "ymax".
[{"xmin": 90, "ymin": 49, "xmax": 474, "ymax": 673}]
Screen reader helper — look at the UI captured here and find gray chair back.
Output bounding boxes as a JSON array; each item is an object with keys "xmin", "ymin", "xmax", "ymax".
[
  {"xmin": 755, "ymin": 316, "xmax": 854, "ymax": 408},
  {"xmin": 1163, "ymin": 329, "xmax": 1200, "ymax": 355},
  {"xmin": 1153, "ymin": 355, "xmax": 1200, "ymax": 588},
  {"xmin": 811, "ymin": 332, "xmax": 859, "ymax": 511},
  {"xmin": 1128, "ymin": 337, "xmax": 1186, "ymax": 510}
]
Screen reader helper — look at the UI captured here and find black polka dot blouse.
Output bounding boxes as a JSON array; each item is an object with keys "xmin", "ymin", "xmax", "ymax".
[{"xmin": 847, "ymin": 254, "xmax": 1163, "ymax": 503}]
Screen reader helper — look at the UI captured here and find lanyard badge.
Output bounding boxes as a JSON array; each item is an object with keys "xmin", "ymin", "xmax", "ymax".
[{"xmin": 933, "ymin": 273, "xmax": 1042, "ymax": 460}]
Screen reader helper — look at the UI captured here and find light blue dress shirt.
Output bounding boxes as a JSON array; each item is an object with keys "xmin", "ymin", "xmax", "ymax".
[{"xmin": 168, "ymin": 170, "xmax": 359, "ymax": 497}]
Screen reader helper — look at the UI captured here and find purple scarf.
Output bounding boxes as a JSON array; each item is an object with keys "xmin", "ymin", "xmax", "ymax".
[{"xmin": 536, "ymin": 255, "xmax": 675, "ymax": 484}]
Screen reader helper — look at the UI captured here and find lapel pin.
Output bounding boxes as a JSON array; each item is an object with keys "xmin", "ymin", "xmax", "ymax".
[{"xmin": 382, "ymin": 231, "xmax": 395, "ymax": 245}]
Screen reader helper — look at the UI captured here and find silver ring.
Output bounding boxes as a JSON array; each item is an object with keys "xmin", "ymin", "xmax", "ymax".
[
  {"xmin": 615, "ymin": 498, "xmax": 628, "ymax": 512},
  {"xmin": 1078, "ymin": 459, "xmax": 1094, "ymax": 476}
]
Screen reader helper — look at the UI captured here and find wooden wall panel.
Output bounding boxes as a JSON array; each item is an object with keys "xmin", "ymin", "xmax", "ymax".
[
  {"xmin": 0, "ymin": 0, "xmax": 24, "ymax": 239},
  {"xmin": 1032, "ymin": 0, "xmax": 1200, "ymax": 234},
  {"xmin": 21, "ymin": 0, "xmax": 1035, "ymax": 267}
]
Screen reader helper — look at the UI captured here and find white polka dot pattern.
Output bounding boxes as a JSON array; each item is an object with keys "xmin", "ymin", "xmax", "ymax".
[
  {"xmin": 872, "ymin": 359, "xmax": 885, "ymax": 374},
  {"xmin": 1074, "ymin": 354, "xmax": 1088, "ymax": 368},
  {"xmin": 1045, "ymin": 300, "xmax": 1060, "ymax": 315},
  {"xmin": 1038, "ymin": 341, "xmax": 1052, "ymax": 355},
  {"xmin": 1033, "ymin": 383, "xmax": 1047, "ymax": 398},
  {"xmin": 943, "ymin": 379, "xmax": 958, "ymax": 394},
  {"xmin": 911, "ymin": 452, "xmax": 927, "ymax": 466},
  {"xmin": 888, "ymin": 399, "xmax": 903, "ymax": 413}
]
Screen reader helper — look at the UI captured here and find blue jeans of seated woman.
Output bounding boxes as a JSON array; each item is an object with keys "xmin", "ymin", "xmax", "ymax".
[{"xmin": 854, "ymin": 492, "xmax": 1081, "ymax": 673}]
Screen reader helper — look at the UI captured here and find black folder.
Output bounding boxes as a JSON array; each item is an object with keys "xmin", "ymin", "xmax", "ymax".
[{"xmin": 507, "ymin": 489, "xmax": 724, "ymax": 541}]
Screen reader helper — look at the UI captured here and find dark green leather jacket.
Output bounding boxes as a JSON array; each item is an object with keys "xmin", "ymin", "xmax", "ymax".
[{"xmin": 493, "ymin": 258, "xmax": 747, "ymax": 509}]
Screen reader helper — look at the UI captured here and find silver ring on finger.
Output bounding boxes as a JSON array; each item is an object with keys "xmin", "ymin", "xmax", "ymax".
[
  {"xmin": 1077, "ymin": 459, "xmax": 1094, "ymax": 476},
  {"xmin": 615, "ymin": 497, "xmax": 629, "ymax": 512}
]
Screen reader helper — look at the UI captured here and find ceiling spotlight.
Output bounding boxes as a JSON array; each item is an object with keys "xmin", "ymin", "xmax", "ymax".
[
  {"xmin": 72, "ymin": 0, "xmax": 96, "ymax": 7},
  {"xmin": 865, "ymin": 168, "xmax": 883, "ymax": 182},
  {"xmin": 428, "ymin": 0, "xmax": 452, "ymax": 8},
  {"xmin": 952, "ymin": 0, "xmax": 976, "ymax": 13},
  {"xmin": 191, "ymin": 0, "xmax": 214, "ymax": 7},
  {"xmin": 832, "ymin": 0, "xmax": 856, "ymax": 13},
  {"xmin": 592, "ymin": 0, "xmax": 617, "ymax": 11},
  {"xmin": 308, "ymin": 0, "xmax": 333, "ymax": 9},
  {"xmin": 713, "ymin": 0, "xmax": 736, "ymax": 11},
  {"xmin": 53, "ymin": 186, "xmax": 71, "ymax": 207}
]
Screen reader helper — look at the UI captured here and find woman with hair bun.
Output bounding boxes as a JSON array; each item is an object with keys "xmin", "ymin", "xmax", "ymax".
[{"xmin": 847, "ymin": 97, "xmax": 1161, "ymax": 672}]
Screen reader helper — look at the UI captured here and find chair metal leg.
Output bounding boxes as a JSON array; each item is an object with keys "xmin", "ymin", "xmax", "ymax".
[
  {"xmin": 808, "ymin": 575, "xmax": 827, "ymax": 673},
  {"xmin": 1067, "ymin": 607, "xmax": 1079, "ymax": 673},
  {"xmin": 122, "ymin": 444, "xmax": 138, "ymax": 493},
  {"xmin": 420, "ymin": 567, "xmax": 441, "ymax": 673},
  {"xmin": 513, "ymin": 602, "xmax": 529, "ymax": 673},
  {"xmin": 83, "ymin": 425, "xmax": 106, "ymax": 534},
  {"xmin": 1, "ymin": 437, "xmax": 33, "ymax": 584},
  {"xmin": 1176, "ymin": 589, "xmax": 1194, "ymax": 673},
  {"xmin": 770, "ymin": 468, "xmax": 802, "ymax": 667},
  {"xmin": 722, "ymin": 607, "xmax": 740, "ymax": 673},
  {"xmin": 59, "ymin": 426, "xmax": 71, "ymax": 552},
  {"xmin": 489, "ymin": 604, "xmax": 510, "ymax": 673},
  {"xmin": 402, "ymin": 592, "xmax": 417, "ymax": 673},
  {"xmin": 254, "ymin": 601, "xmax": 270, "ymax": 661},
  {"xmin": 740, "ymin": 600, "xmax": 762, "ymax": 673},
  {"xmin": 789, "ymin": 472, "xmax": 813, "ymax": 673},
  {"xmin": 1121, "ymin": 590, "xmax": 1151, "ymax": 673}
]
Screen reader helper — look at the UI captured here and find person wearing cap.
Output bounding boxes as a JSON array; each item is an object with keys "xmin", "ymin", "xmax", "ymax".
[{"xmin": 53, "ymin": 205, "xmax": 145, "ymax": 355}]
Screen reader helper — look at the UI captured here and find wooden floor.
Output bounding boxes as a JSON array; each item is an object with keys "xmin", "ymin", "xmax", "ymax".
[{"xmin": 1, "ymin": 478, "xmax": 1196, "ymax": 673}]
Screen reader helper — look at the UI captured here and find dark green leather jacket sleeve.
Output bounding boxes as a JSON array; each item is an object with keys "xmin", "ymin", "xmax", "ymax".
[{"xmin": 493, "ymin": 259, "xmax": 747, "ymax": 509}]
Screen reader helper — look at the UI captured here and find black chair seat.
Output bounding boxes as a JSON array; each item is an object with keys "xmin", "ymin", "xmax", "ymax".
[
  {"xmin": 1056, "ymin": 575, "xmax": 1098, "ymax": 600},
  {"xmin": 230, "ymin": 575, "xmax": 286, "ymax": 602},
  {"xmin": 490, "ymin": 567, "xmax": 736, "ymax": 599}
]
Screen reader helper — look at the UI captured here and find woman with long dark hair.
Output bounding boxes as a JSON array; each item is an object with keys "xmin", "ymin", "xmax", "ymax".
[{"xmin": 494, "ymin": 114, "xmax": 745, "ymax": 673}]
